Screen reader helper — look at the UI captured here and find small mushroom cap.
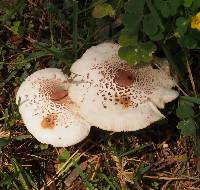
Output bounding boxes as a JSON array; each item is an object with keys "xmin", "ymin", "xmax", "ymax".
[
  {"xmin": 16, "ymin": 68, "xmax": 91, "ymax": 147},
  {"xmin": 68, "ymin": 42, "xmax": 179, "ymax": 132}
]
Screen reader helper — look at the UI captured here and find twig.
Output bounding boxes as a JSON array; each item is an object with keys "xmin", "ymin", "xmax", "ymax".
[
  {"xmin": 143, "ymin": 175, "xmax": 200, "ymax": 181},
  {"xmin": 186, "ymin": 59, "xmax": 197, "ymax": 96},
  {"xmin": 154, "ymin": 63, "xmax": 188, "ymax": 96},
  {"xmin": 187, "ymin": 187, "xmax": 200, "ymax": 190},
  {"xmin": 90, "ymin": 156, "xmax": 101, "ymax": 180}
]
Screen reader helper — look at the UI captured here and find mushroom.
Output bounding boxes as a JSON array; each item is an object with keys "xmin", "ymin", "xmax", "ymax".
[
  {"xmin": 16, "ymin": 68, "xmax": 91, "ymax": 147},
  {"xmin": 68, "ymin": 42, "xmax": 179, "ymax": 132}
]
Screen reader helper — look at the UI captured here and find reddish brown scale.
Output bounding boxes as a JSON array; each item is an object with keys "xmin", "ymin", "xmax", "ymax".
[
  {"xmin": 41, "ymin": 114, "xmax": 57, "ymax": 129},
  {"xmin": 117, "ymin": 95, "xmax": 132, "ymax": 108}
]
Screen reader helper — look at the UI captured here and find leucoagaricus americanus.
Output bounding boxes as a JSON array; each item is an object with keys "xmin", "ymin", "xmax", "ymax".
[
  {"xmin": 16, "ymin": 68, "xmax": 91, "ymax": 147},
  {"xmin": 68, "ymin": 42, "xmax": 179, "ymax": 132}
]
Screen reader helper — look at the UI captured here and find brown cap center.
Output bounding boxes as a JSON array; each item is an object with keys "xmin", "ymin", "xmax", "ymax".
[
  {"xmin": 50, "ymin": 87, "xmax": 68, "ymax": 103},
  {"xmin": 114, "ymin": 69, "xmax": 135, "ymax": 87}
]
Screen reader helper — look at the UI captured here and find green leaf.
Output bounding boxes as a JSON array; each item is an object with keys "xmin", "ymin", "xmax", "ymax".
[
  {"xmin": 134, "ymin": 162, "xmax": 151, "ymax": 181},
  {"xmin": 39, "ymin": 144, "xmax": 48, "ymax": 150},
  {"xmin": 176, "ymin": 104, "xmax": 194, "ymax": 119},
  {"xmin": 10, "ymin": 21, "xmax": 21, "ymax": 35},
  {"xmin": 191, "ymin": 0, "xmax": 200, "ymax": 11},
  {"xmin": 175, "ymin": 17, "xmax": 189, "ymax": 36},
  {"xmin": 0, "ymin": 171, "xmax": 20, "ymax": 188},
  {"xmin": 140, "ymin": 42, "xmax": 157, "ymax": 62},
  {"xmin": 122, "ymin": 0, "xmax": 145, "ymax": 35},
  {"xmin": 118, "ymin": 42, "xmax": 156, "ymax": 65},
  {"xmin": 92, "ymin": 3, "xmax": 115, "ymax": 18},
  {"xmin": 0, "ymin": 138, "xmax": 11, "ymax": 150},
  {"xmin": 177, "ymin": 119, "xmax": 196, "ymax": 136},
  {"xmin": 97, "ymin": 173, "xmax": 116, "ymax": 190},
  {"xmin": 118, "ymin": 33, "xmax": 137, "ymax": 46},
  {"xmin": 146, "ymin": 0, "xmax": 164, "ymax": 30},
  {"xmin": 125, "ymin": 0, "xmax": 146, "ymax": 14},
  {"xmin": 13, "ymin": 135, "xmax": 32, "ymax": 141},
  {"xmin": 118, "ymin": 45, "xmax": 139, "ymax": 65},
  {"xmin": 184, "ymin": 0, "xmax": 193, "ymax": 7},
  {"xmin": 143, "ymin": 14, "xmax": 159, "ymax": 36},
  {"xmin": 74, "ymin": 162, "xmax": 94, "ymax": 189},
  {"xmin": 26, "ymin": 51, "xmax": 51, "ymax": 61},
  {"xmin": 178, "ymin": 34, "xmax": 197, "ymax": 49},
  {"xmin": 11, "ymin": 158, "xmax": 30, "ymax": 190},
  {"xmin": 150, "ymin": 29, "xmax": 164, "ymax": 41},
  {"xmin": 59, "ymin": 148, "xmax": 70, "ymax": 163},
  {"xmin": 168, "ymin": 0, "xmax": 182, "ymax": 16},
  {"xmin": 122, "ymin": 13, "xmax": 143, "ymax": 35},
  {"xmin": 180, "ymin": 96, "xmax": 200, "ymax": 104},
  {"xmin": 154, "ymin": 0, "xmax": 170, "ymax": 18}
]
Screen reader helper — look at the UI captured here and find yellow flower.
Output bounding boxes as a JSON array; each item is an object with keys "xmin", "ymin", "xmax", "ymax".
[{"xmin": 191, "ymin": 12, "xmax": 200, "ymax": 31}]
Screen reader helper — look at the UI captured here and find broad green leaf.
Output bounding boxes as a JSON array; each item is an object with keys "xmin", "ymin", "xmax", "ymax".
[
  {"xmin": 154, "ymin": 0, "xmax": 182, "ymax": 17},
  {"xmin": 149, "ymin": 29, "xmax": 164, "ymax": 41},
  {"xmin": 184, "ymin": 0, "xmax": 193, "ymax": 7},
  {"xmin": 146, "ymin": 0, "xmax": 164, "ymax": 30},
  {"xmin": 191, "ymin": 0, "xmax": 200, "ymax": 11},
  {"xmin": 118, "ymin": 45, "xmax": 139, "ymax": 65},
  {"xmin": 122, "ymin": 13, "xmax": 143, "ymax": 35},
  {"xmin": 125, "ymin": 0, "xmax": 146, "ymax": 14},
  {"xmin": 180, "ymin": 96, "xmax": 200, "ymax": 104},
  {"xmin": 118, "ymin": 33, "xmax": 137, "ymax": 46},
  {"xmin": 175, "ymin": 17, "xmax": 189, "ymax": 36},
  {"xmin": 140, "ymin": 42, "xmax": 157, "ymax": 62},
  {"xmin": 168, "ymin": 0, "xmax": 182, "ymax": 16},
  {"xmin": 177, "ymin": 119, "xmax": 196, "ymax": 136},
  {"xmin": 122, "ymin": 0, "xmax": 145, "ymax": 35},
  {"xmin": 143, "ymin": 14, "xmax": 159, "ymax": 36},
  {"xmin": 118, "ymin": 42, "xmax": 156, "ymax": 65},
  {"xmin": 176, "ymin": 104, "xmax": 194, "ymax": 119},
  {"xmin": 92, "ymin": 3, "xmax": 115, "ymax": 18},
  {"xmin": 178, "ymin": 34, "xmax": 197, "ymax": 49},
  {"xmin": 154, "ymin": 0, "xmax": 170, "ymax": 18},
  {"xmin": 159, "ymin": 2, "xmax": 170, "ymax": 18}
]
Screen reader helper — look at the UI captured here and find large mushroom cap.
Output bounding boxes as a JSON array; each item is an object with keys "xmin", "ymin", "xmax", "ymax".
[
  {"xmin": 68, "ymin": 42, "xmax": 179, "ymax": 132},
  {"xmin": 16, "ymin": 68, "xmax": 91, "ymax": 147}
]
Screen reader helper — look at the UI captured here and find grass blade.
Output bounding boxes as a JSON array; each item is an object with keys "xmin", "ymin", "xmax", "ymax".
[{"xmin": 73, "ymin": 0, "xmax": 78, "ymax": 59}]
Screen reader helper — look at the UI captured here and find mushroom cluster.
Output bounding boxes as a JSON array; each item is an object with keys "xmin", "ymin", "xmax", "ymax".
[{"xmin": 16, "ymin": 42, "xmax": 179, "ymax": 147}]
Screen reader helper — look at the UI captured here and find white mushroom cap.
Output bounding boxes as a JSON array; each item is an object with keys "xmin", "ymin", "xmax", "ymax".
[
  {"xmin": 68, "ymin": 42, "xmax": 179, "ymax": 132},
  {"xmin": 16, "ymin": 68, "xmax": 91, "ymax": 147}
]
